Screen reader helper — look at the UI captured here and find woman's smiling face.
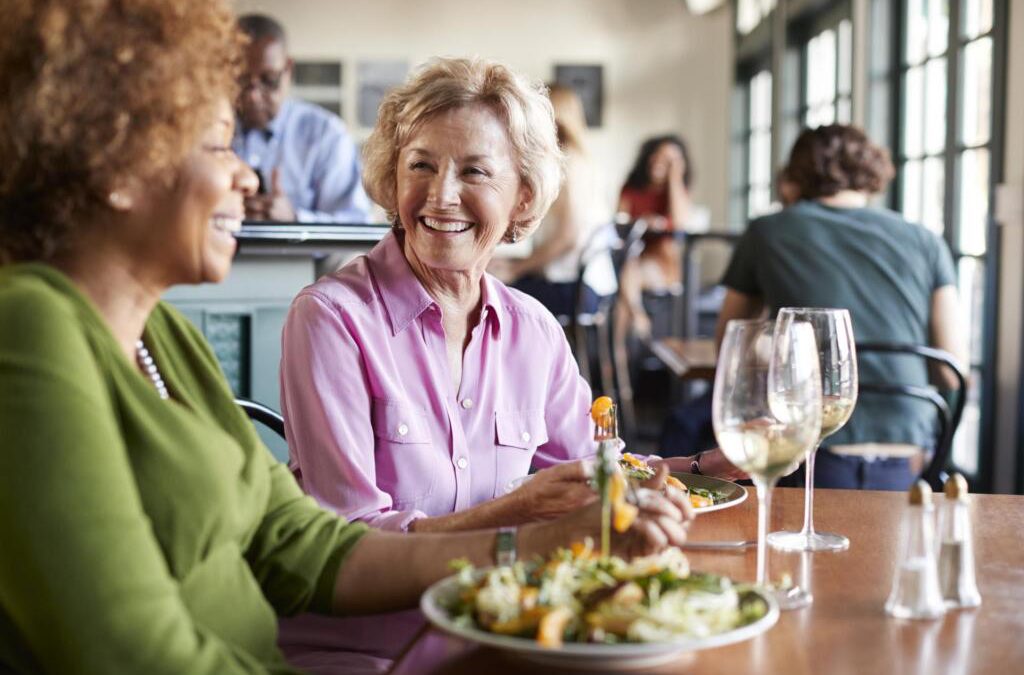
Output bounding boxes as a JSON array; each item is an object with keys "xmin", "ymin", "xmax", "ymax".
[{"xmin": 396, "ymin": 103, "xmax": 530, "ymax": 278}]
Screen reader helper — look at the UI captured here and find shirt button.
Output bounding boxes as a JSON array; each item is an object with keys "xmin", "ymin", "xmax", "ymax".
[
  {"xmin": 461, "ymin": 398, "xmax": 473, "ymax": 410},
  {"xmin": 456, "ymin": 457, "xmax": 468, "ymax": 470},
  {"xmin": 397, "ymin": 423, "xmax": 409, "ymax": 437},
  {"xmin": 521, "ymin": 431, "xmax": 531, "ymax": 443}
]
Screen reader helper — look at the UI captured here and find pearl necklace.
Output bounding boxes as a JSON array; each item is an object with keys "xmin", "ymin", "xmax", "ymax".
[{"xmin": 136, "ymin": 340, "xmax": 170, "ymax": 400}]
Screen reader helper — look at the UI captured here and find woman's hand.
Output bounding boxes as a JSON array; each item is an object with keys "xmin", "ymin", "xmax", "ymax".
[
  {"xmin": 655, "ymin": 449, "xmax": 749, "ymax": 482},
  {"xmin": 511, "ymin": 461, "xmax": 598, "ymax": 522},
  {"xmin": 541, "ymin": 464, "xmax": 694, "ymax": 559}
]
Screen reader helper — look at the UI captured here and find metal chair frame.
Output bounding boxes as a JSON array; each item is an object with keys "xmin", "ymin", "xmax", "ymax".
[
  {"xmin": 235, "ymin": 397, "xmax": 286, "ymax": 440},
  {"xmin": 855, "ymin": 342, "xmax": 968, "ymax": 489}
]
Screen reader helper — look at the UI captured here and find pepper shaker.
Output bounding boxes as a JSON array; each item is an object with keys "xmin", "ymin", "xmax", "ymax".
[
  {"xmin": 885, "ymin": 480, "xmax": 946, "ymax": 620},
  {"xmin": 937, "ymin": 473, "xmax": 982, "ymax": 608}
]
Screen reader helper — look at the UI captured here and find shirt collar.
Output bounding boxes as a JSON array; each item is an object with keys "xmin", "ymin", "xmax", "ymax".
[{"xmin": 367, "ymin": 231, "xmax": 505, "ymax": 336}]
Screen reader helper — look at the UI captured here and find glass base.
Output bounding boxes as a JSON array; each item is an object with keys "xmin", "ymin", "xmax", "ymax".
[
  {"xmin": 773, "ymin": 584, "xmax": 813, "ymax": 611},
  {"xmin": 767, "ymin": 530, "xmax": 850, "ymax": 552}
]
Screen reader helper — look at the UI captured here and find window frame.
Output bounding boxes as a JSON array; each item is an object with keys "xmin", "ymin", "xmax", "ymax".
[{"xmin": 888, "ymin": 0, "xmax": 1008, "ymax": 490}]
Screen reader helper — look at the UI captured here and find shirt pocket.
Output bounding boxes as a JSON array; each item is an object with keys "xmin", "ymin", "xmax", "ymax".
[
  {"xmin": 493, "ymin": 409, "xmax": 549, "ymax": 497},
  {"xmin": 371, "ymin": 399, "xmax": 435, "ymax": 507}
]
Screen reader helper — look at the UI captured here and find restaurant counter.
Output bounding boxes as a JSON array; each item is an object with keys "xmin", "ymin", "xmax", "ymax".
[{"xmin": 163, "ymin": 222, "xmax": 389, "ymax": 460}]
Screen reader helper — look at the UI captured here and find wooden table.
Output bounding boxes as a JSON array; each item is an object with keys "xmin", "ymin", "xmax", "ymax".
[
  {"xmin": 649, "ymin": 337, "xmax": 718, "ymax": 380},
  {"xmin": 389, "ymin": 488, "xmax": 1024, "ymax": 674}
]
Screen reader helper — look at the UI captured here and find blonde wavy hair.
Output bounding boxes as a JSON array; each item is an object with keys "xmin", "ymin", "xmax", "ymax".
[
  {"xmin": 362, "ymin": 57, "xmax": 564, "ymax": 240},
  {"xmin": 0, "ymin": 0, "xmax": 242, "ymax": 261}
]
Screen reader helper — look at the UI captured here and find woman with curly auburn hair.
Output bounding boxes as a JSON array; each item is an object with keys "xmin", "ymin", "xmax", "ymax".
[
  {"xmin": 0, "ymin": 5, "xmax": 692, "ymax": 674},
  {"xmin": 717, "ymin": 124, "xmax": 967, "ymax": 491}
]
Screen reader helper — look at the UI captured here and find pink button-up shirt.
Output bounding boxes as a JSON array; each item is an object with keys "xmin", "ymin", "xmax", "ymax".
[
  {"xmin": 280, "ymin": 231, "xmax": 597, "ymax": 530},
  {"xmin": 276, "ymin": 232, "xmax": 598, "ymax": 672}
]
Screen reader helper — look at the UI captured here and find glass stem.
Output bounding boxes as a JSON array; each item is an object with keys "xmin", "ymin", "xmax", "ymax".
[
  {"xmin": 754, "ymin": 478, "xmax": 772, "ymax": 585},
  {"xmin": 801, "ymin": 443, "xmax": 821, "ymax": 537}
]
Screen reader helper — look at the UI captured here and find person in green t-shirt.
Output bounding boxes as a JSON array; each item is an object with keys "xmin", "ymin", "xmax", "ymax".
[
  {"xmin": 0, "ymin": 3, "xmax": 691, "ymax": 673},
  {"xmin": 718, "ymin": 124, "xmax": 968, "ymax": 490}
]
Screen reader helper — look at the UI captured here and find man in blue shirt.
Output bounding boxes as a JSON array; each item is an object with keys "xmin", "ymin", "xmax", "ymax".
[{"xmin": 234, "ymin": 14, "xmax": 370, "ymax": 223}]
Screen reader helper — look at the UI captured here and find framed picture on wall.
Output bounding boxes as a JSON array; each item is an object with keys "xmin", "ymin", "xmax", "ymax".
[
  {"xmin": 292, "ymin": 60, "xmax": 343, "ymax": 118},
  {"xmin": 554, "ymin": 64, "xmax": 603, "ymax": 127},
  {"xmin": 357, "ymin": 60, "xmax": 409, "ymax": 128}
]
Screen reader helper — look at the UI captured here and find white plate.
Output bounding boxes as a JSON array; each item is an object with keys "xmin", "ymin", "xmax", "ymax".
[
  {"xmin": 420, "ymin": 575, "xmax": 779, "ymax": 671},
  {"xmin": 505, "ymin": 471, "xmax": 747, "ymax": 514}
]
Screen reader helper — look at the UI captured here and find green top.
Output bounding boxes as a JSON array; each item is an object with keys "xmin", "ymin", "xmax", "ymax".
[
  {"xmin": 721, "ymin": 201, "xmax": 957, "ymax": 448},
  {"xmin": 0, "ymin": 264, "xmax": 368, "ymax": 673}
]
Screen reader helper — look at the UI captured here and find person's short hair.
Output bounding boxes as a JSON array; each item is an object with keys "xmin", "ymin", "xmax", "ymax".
[
  {"xmin": 237, "ymin": 13, "xmax": 287, "ymax": 47},
  {"xmin": 624, "ymin": 135, "xmax": 694, "ymax": 190},
  {"xmin": 362, "ymin": 57, "xmax": 563, "ymax": 233},
  {"xmin": 0, "ymin": 0, "xmax": 243, "ymax": 262},
  {"xmin": 785, "ymin": 124, "xmax": 895, "ymax": 199}
]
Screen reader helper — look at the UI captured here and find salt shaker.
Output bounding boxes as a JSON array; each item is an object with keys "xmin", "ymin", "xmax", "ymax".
[
  {"xmin": 885, "ymin": 480, "xmax": 946, "ymax": 619},
  {"xmin": 937, "ymin": 473, "xmax": 982, "ymax": 608}
]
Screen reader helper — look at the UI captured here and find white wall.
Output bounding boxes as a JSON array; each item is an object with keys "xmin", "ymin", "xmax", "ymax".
[{"xmin": 234, "ymin": 0, "xmax": 734, "ymax": 226}]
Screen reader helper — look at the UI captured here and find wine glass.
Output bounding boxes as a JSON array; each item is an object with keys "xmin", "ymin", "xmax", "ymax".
[
  {"xmin": 767, "ymin": 308, "xmax": 858, "ymax": 552},
  {"xmin": 712, "ymin": 319, "xmax": 822, "ymax": 600}
]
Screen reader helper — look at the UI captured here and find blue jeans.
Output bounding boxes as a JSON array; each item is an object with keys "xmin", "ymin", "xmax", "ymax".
[{"xmin": 779, "ymin": 447, "xmax": 915, "ymax": 491}]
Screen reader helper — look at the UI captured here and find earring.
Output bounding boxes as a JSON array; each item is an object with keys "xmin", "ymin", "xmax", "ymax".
[
  {"xmin": 509, "ymin": 227, "xmax": 519, "ymax": 243},
  {"xmin": 108, "ymin": 191, "xmax": 132, "ymax": 211}
]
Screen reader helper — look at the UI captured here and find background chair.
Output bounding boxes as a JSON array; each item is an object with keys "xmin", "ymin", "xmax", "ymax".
[
  {"xmin": 235, "ymin": 397, "xmax": 286, "ymax": 441},
  {"xmin": 855, "ymin": 342, "xmax": 967, "ymax": 489}
]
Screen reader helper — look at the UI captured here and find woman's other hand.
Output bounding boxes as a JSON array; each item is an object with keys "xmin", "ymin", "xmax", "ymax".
[{"xmin": 512, "ymin": 461, "xmax": 597, "ymax": 522}]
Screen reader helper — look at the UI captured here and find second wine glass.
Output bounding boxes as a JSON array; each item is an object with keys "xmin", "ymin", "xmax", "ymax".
[
  {"xmin": 713, "ymin": 319, "xmax": 822, "ymax": 597},
  {"xmin": 767, "ymin": 308, "xmax": 858, "ymax": 552}
]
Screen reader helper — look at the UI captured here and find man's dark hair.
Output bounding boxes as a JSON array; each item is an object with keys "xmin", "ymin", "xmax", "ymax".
[{"xmin": 238, "ymin": 13, "xmax": 287, "ymax": 46}]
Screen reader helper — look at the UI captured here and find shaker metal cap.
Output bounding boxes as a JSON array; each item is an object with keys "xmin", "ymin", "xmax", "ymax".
[
  {"xmin": 944, "ymin": 473, "xmax": 969, "ymax": 501},
  {"xmin": 909, "ymin": 479, "xmax": 932, "ymax": 506}
]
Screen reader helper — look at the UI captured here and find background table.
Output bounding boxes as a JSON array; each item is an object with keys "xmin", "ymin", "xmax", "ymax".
[{"xmin": 390, "ymin": 488, "xmax": 1024, "ymax": 674}]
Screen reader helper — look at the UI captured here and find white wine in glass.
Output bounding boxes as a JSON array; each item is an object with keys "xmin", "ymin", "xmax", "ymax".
[
  {"xmin": 713, "ymin": 319, "xmax": 822, "ymax": 598},
  {"xmin": 768, "ymin": 308, "xmax": 858, "ymax": 552}
]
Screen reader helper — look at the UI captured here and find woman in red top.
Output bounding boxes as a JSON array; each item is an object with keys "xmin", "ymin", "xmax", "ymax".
[{"xmin": 617, "ymin": 135, "xmax": 696, "ymax": 338}]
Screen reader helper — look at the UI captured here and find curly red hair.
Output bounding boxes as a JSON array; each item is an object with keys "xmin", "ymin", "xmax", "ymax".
[{"xmin": 0, "ymin": 0, "xmax": 244, "ymax": 261}]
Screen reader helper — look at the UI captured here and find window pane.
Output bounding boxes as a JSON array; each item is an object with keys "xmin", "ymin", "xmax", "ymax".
[
  {"xmin": 838, "ymin": 19, "xmax": 853, "ymax": 95},
  {"xmin": 961, "ymin": 38, "xmax": 993, "ymax": 146},
  {"xmin": 952, "ymin": 369, "xmax": 981, "ymax": 474},
  {"xmin": 922, "ymin": 156, "xmax": 945, "ymax": 234},
  {"xmin": 962, "ymin": 0, "xmax": 993, "ymax": 39},
  {"xmin": 925, "ymin": 58, "xmax": 947, "ymax": 155},
  {"xmin": 959, "ymin": 148, "xmax": 990, "ymax": 255},
  {"xmin": 902, "ymin": 159, "xmax": 923, "ymax": 224},
  {"xmin": 902, "ymin": 66, "xmax": 925, "ymax": 158},
  {"xmin": 751, "ymin": 70, "xmax": 772, "ymax": 129},
  {"xmin": 957, "ymin": 256, "xmax": 986, "ymax": 365},
  {"xmin": 748, "ymin": 185, "xmax": 772, "ymax": 218},
  {"xmin": 927, "ymin": 0, "xmax": 950, "ymax": 57},
  {"xmin": 905, "ymin": 0, "xmax": 928, "ymax": 64},
  {"xmin": 837, "ymin": 97, "xmax": 852, "ymax": 124}
]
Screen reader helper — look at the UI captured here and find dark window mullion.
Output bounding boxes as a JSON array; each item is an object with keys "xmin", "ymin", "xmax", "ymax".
[{"xmin": 944, "ymin": 0, "xmax": 963, "ymax": 253}]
